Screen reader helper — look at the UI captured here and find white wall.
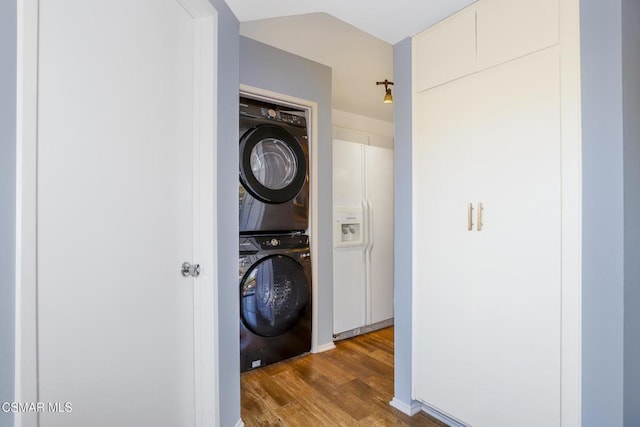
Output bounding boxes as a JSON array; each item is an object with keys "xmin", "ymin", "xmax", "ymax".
[
  {"xmin": 240, "ymin": 13, "xmax": 394, "ymax": 123},
  {"xmin": 332, "ymin": 109, "xmax": 394, "ymax": 148}
]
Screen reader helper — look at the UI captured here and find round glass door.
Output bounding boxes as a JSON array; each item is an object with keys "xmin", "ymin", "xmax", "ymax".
[
  {"xmin": 240, "ymin": 255, "xmax": 310, "ymax": 337},
  {"xmin": 250, "ymin": 138, "xmax": 298, "ymax": 190},
  {"xmin": 239, "ymin": 124, "xmax": 307, "ymax": 204}
]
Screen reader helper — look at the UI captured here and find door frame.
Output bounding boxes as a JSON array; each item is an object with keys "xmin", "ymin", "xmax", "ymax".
[
  {"xmin": 14, "ymin": 1, "xmax": 219, "ymax": 426},
  {"xmin": 239, "ymin": 84, "xmax": 327, "ymax": 354}
]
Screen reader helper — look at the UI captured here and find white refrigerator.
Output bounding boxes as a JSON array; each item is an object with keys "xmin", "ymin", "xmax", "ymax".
[{"xmin": 332, "ymin": 139, "xmax": 394, "ymax": 337}]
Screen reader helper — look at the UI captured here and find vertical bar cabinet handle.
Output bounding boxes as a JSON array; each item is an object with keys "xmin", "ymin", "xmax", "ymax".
[
  {"xmin": 477, "ymin": 202, "xmax": 483, "ymax": 231},
  {"xmin": 467, "ymin": 203, "xmax": 474, "ymax": 231}
]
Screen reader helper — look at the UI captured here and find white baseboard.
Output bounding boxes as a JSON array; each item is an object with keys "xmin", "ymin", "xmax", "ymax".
[
  {"xmin": 333, "ymin": 318, "xmax": 394, "ymax": 341},
  {"xmin": 389, "ymin": 397, "xmax": 422, "ymax": 416},
  {"xmin": 234, "ymin": 418, "xmax": 245, "ymax": 427},
  {"xmin": 313, "ymin": 341, "xmax": 336, "ymax": 353},
  {"xmin": 420, "ymin": 402, "xmax": 470, "ymax": 427}
]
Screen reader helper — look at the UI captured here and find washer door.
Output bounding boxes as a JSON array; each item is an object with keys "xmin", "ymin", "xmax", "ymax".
[
  {"xmin": 240, "ymin": 254, "xmax": 310, "ymax": 337},
  {"xmin": 239, "ymin": 124, "xmax": 307, "ymax": 204}
]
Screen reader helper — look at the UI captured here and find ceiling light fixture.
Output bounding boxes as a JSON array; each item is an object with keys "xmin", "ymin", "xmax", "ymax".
[{"xmin": 376, "ymin": 79, "xmax": 394, "ymax": 104}]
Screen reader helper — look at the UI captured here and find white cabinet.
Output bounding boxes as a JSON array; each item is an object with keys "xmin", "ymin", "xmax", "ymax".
[
  {"xmin": 333, "ymin": 140, "xmax": 394, "ymax": 336},
  {"xmin": 476, "ymin": 0, "xmax": 559, "ymax": 70},
  {"xmin": 413, "ymin": 0, "xmax": 561, "ymax": 92},
  {"xmin": 413, "ymin": 6, "xmax": 477, "ymax": 92},
  {"xmin": 413, "ymin": 45, "xmax": 562, "ymax": 427}
]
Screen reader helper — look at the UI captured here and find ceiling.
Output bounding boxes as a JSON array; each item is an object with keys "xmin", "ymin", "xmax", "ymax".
[{"xmin": 225, "ymin": 0, "xmax": 476, "ymax": 45}]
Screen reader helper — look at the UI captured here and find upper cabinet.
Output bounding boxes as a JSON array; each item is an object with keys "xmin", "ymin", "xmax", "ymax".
[
  {"xmin": 414, "ymin": 0, "xmax": 560, "ymax": 91},
  {"xmin": 413, "ymin": 7, "xmax": 476, "ymax": 92},
  {"xmin": 476, "ymin": 0, "xmax": 559, "ymax": 70}
]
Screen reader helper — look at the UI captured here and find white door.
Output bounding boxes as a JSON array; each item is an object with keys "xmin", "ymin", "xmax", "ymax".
[{"xmin": 34, "ymin": 1, "xmax": 210, "ymax": 425}]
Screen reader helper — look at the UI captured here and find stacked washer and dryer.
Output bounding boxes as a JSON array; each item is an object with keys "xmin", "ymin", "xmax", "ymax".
[{"xmin": 238, "ymin": 96, "xmax": 312, "ymax": 372}]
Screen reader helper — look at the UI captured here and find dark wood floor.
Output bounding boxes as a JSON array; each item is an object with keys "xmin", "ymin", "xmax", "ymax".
[{"xmin": 241, "ymin": 327, "xmax": 445, "ymax": 426}]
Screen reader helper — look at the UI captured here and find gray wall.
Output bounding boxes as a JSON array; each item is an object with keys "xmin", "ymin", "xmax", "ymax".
[
  {"xmin": 207, "ymin": 1, "xmax": 241, "ymax": 426},
  {"xmin": 392, "ymin": 37, "xmax": 413, "ymax": 406},
  {"xmin": 623, "ymin": 0, "xmax": 640, "ymax": 425},
  {"xmin": 239, "ymin": 36, "xmax": 334, "ymax": 347},
  {"xmin": 0, "ymin": 1, "xmax": 16, "ymax": 426},
  {"xmin": 580, "ymin": 0, "xmax": 625, "ymax": 425}
]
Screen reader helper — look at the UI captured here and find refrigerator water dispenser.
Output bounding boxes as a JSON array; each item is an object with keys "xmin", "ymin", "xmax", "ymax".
[{"xmin": 334, "ymin": 207, "xmax": 363, "ymax": 247}]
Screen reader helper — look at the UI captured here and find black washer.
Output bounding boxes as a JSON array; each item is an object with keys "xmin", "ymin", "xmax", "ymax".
[{"xmin": 240, "ymin": 254, "xmax": 310, "ymax": 338}]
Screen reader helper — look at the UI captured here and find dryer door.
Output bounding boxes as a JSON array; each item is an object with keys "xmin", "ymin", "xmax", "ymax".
[
  {"xmin": 239, "ymin": 124, "xmax": 307, "ymax": 204},
  {"xmin": 240, "ymin": 254, "xmax": 310, "ymax": 337}
]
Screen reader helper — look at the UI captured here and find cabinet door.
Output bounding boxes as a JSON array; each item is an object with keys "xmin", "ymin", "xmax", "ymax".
[
  {"xmin": 413, "ymin": 73, "xmax": 481, "ymax": 424},
  {"xmin": 471, "ymin": 47, "xmax": 561, "ymax": 427},
  {"xmin": 413, "ymin": 6, "xmax": 477, "ymax": 92},
  {"xmin": 476, "ymin": 0, "xmax": 559, "ymax": 70},
  {"xmin": 413, "ymin": 47, "xmax": 562, "ymax": 427},
  {"xmin": 365, "ymin": 145, "xmax": 394, "ymax": 324}
]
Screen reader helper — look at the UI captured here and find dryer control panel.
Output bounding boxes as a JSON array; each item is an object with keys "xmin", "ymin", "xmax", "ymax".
[
  {"xmin": 259, "ymin": 108, "xmax": 306, "ymax": 127},
  {"xmin": 239, "ymin": 96, "xmax": 307, "ymax": 128}
]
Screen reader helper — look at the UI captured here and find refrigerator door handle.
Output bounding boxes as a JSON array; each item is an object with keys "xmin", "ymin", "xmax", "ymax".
[
  {"xmin": 361, "ymin": 198, "xmax": 369, "ymax": 249},
  {"xmin": 361, "ymin": 198, "xmax": 370, "ymax": 325},
  {"xmin": 367, "ymin": 200, "xmax": 374, "ymax": 251},
  {"xmin": 364, "ymin": 199, "xmax": 374, "ymax": 324}
]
